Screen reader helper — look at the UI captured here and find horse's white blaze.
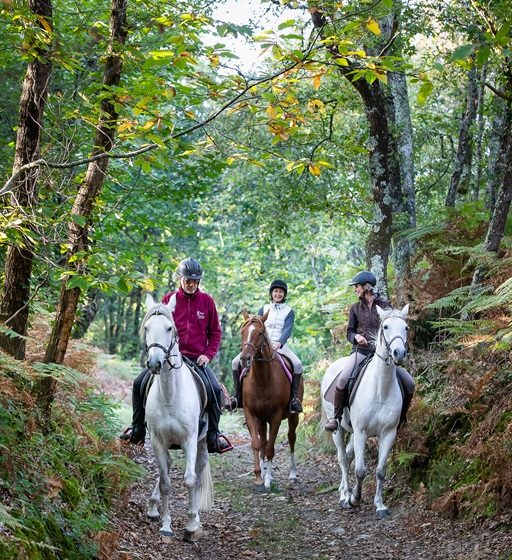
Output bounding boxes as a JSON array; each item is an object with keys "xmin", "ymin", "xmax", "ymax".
[
  {"xmin": 320, "ymin": 305, "xmax": 409, "ymax": 515},
  {"xmin": 142, "ymin": 294, "xmax": 213, "ymax": 540}
]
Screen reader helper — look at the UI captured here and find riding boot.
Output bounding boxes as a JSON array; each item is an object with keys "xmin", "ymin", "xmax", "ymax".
[
  {"xmin": 289, "ymin": 374, "xmax": 303, "ymax": 413},
  {"xmin": 206, "ymin": 401, "xmax": 233, "ymax": 454},
  {"xmin": 119, "ymin": 369, "xmax": 147, "ymax": 445},
  {"xmin": 324, "ymin": 385, "xmax": 347, "ymax": 432},
  {"xmin": 229, "ymin": 369, "xmax": 243, "ymax": 410},
  {"xmin": 398, "ymin": 390, "xmax": 414, "ymax": 429}
]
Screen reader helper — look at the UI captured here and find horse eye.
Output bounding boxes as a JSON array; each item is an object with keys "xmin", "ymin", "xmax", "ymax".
[
  {"xmin": 405, "ymin": 326, "xmax": 409, "ymax": 331},
  {"xmin": 167, "ymin": 326, "xmax": 173, "ymax": 332},
  {"xmin": 383, "ymin": 325, "xmax": 388, "ymax": 329}
]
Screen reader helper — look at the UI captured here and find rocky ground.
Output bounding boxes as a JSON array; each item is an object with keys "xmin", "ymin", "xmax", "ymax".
[{"xmin": 95, "ymin": 362, "xmax": 512, "ymax": 560}]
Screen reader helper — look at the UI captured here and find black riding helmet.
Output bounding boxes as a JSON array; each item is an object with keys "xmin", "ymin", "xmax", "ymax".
[
  {"xmin": 176, "ymin": 257, "xmax": 203, "ymax": 280},
  {"xmin": 349, "ymin": 270, "xmax": 376, "ymax": 287},
  {"xmin": 269, "ymin": 279, "xmax": 288, "ymax": 299}
]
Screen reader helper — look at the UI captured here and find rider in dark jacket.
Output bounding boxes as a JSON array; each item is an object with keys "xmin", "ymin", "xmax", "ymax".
[{"xmin": 324, "ymin": 271, "xmax": 415, "ymax": 432}]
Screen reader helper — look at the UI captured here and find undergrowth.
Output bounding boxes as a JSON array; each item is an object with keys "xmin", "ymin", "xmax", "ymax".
[{"xmin": 0, "ymin": 342, "xmax": 143, "ymax": 560}]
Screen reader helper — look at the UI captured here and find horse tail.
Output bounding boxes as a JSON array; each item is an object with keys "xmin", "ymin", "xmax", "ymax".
[{"xmin": 199, "ymin": 461, "xmax": 214, "ymax": 511}]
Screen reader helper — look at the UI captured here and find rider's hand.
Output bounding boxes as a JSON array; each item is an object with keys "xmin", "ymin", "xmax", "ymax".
[
  {"xmin": 355, "ymin": 334, "xmax": 368, "ymax": 346},
  {"xmin": 197, "ymin": 355, "xmax": 210, "ymax": 366},
  {"xmin": 272, "ymin": 341, "xmax": 282, "ymax": 350}
]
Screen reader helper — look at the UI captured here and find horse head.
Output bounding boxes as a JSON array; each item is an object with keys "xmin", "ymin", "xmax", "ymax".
[
  {"xmin": 376, "ymin": 304, "xmax": 409, "ymax": 366},
  {"xmin": 240, "ymin": 311, "xmax": 270, "ymax": 369},
  {"xmin": 141, "ymin": 294, "xmax": 178, "ymax": 374}
]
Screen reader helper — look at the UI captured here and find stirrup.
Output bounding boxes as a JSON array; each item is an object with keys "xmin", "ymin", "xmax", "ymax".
[
  {"xmin": 289, "ymin": 398, "xmax": 303, "ymax": 414},
  {"xmin": 207, "ymin": 433, "xmax": 234, "ymax": 454},
  {"xmin": 324, "ymin": 417, "xmax": 339, "ymax": 433}
]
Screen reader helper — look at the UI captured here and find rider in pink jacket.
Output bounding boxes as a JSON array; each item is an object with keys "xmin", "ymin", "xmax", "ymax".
[{"xmin": 121, "ymin": 258, "xmax": 231, "ymax": 453}]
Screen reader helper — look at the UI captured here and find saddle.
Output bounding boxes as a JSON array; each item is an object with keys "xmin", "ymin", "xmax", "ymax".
[
  {"xmin": 141, "ymin": 359, "xmax": 210, "ymax": 447},
  {"xmin": 239, "ymin": 353, "xmax": 293, "ymax": 384}
]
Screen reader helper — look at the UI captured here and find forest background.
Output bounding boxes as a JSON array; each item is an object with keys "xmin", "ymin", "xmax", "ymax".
[{"xmin": 0, "ymin": 0, "xmax": 511, "ymax": 558}]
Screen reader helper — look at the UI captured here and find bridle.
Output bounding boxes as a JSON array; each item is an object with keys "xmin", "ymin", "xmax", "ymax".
[
  {"xmin": 143, "ymin": 312, "xmax": 182, "ymax": 372},
  {"xmin": 374, "ymin": 316, "xmax": 409, "ymax": 365},
  {"xmin": 241, "ymin": 319, "xmax": 274, "ymax": 362}
]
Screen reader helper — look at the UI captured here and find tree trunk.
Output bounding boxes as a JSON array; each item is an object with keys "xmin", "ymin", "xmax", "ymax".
[
  {"xmin": 473, "ymin": 64, "xmax": 488, "ymax": 201},
  {"xmin": 310, "ymin": 9, "xmax": 404, "ymax": 297},
  {"xmin": 472, "ymin": 99, "xmax": 512, "ymax": 286},
  {"xmin": 486, "ymin": 96, "xmax": 508, "ymax": 212},
  {"xmin": 38, "ymin": 0, "xmax": 128, "ymax": 429},
  {"xmin": 72, "ymin": 288, "xmax": 99, "ymax": 339},
  {"xmin": 387, "ymin": 70, "xmax": 416, "ymax": 303},
  {"xmin": 445, "ymin": 62, "xmax": 479, "ymax": 207},
  {"xmin": 0, "ymin": 0, "xmax": 52, "ymax": 359}
]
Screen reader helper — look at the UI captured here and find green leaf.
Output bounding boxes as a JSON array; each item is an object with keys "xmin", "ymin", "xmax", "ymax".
[
  {"xmin": 452, "ymin": 44, "xmax": 473, "ymax": 61},
  {"xmin": 495, "ymin": 23, "xmax": 511, "ymax": 43},
  {"xmin": 476, "ymin": 44, "xmax": 491, "ymax": 67},
  {"xmin": 417, "ymin": 81, "xmax": 433, "ymax": 106},
  {"xmin": 71, "ymin": 214, "xmax": 87, "ymax": 227},
  {"xmin": 66, "ymin": 275, "xmax": 89, "ymax": 291}
]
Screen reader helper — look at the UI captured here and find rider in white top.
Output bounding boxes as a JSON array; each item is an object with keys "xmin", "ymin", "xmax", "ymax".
[{"xmin": 230, "ymin": 279, "xmax": 303, "ymax": 413}]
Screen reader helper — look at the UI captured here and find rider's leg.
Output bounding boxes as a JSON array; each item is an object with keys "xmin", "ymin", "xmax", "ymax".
[
  {"xmin": 229, "ymin": 354, "xmax": 242, "ymax": 409},
  {"xmin": 202, "ymin": 364, "xmax": 233, "ymax": 453},
  {"xmin": 396, "ymin": 366, "xmax": 415, "ymax": 427},
  {"xmin": 324, "ymin": 353, "xmax": 362, "ymax": 432},
  {"xmin": 119, "ymin": 368, "xmax": 148, "ymax": 444},
  {"xmin": 289, "ymin": 374, "xmax": 303, "ymax": 413}
]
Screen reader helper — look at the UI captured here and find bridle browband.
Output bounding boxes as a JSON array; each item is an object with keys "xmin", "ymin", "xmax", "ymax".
[{"xmin": 143, "ymin": 309, "xmax": 183, "ymax": 372}]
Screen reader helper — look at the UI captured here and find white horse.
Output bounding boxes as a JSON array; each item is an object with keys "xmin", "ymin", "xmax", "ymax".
[
  {"xmin": 321, "ymin": 304, "xmax": 409, "ymax": 518},
  {"xmin": 142, "ymin": 294, "xmax": 213, "ymax": 541}
]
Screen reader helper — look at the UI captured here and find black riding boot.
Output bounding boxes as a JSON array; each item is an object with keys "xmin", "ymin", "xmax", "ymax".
[
  {"xmin": 289, "ymin": 374, "xmax": 303, "ymax": 413},
  {"xmin": 119, "ymin": 368, "xmax": 147, "ymax": 445},
  {"xmin": 229, "ymin": 369, "xmax": 243, "ymax": 409},
  {"xmin": 206, "ymin": 404, "xmax": 233, "ymax": 454},
  {"xmin": 324, "ymin": 385, "xmax": 347, "ymax": 432},
  {"xmin": 399, "ymin": 390, "xmax": 414, "ymax": 428}
]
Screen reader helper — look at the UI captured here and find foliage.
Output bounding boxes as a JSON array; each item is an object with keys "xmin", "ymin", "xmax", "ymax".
[{"xmin": 0, "ymin": 351, "xmax": 143, "ymax": 560}]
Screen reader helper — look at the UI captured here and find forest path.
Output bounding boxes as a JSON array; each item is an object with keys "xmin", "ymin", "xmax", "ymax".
[{"xmin": 95, "ymin": 361, "xmax": 511, "ymax": 560}]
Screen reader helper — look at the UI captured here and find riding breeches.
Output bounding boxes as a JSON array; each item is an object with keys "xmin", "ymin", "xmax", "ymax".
[
  {"xmin": 334, "ymin": 351, "xmax": 415, "ymax": 396},
  {"xmin": 232, "ymin": 344, "xmax": 302, "ymax": 375},
  {"xmin": 131, "ymin": 363, "xmax": 223, "ymax": 433}
]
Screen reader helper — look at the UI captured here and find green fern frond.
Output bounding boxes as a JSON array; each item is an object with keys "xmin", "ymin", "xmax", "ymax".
[
  {"xmin": 32, "ymin": 362, "xmax": 89, "ymax": 386},
  {"xmin": 0, "ymin": 325, "xmax": 29, "ymax": 340},
  {"xmin": 397, "ymin": 223, "xmax": 447, "ymax": 241}
]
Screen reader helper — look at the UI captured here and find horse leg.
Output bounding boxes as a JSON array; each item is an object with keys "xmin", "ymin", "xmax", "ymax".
[
  {"xmin": 262, "ymin": 419, "xmax": 282, "ymax": 491},
  {"xmin": 182, "ymin": 437, "xmax": 201, "ymax": 540},
  {"xmin": 245, "ymin": 415, "xmax": 264, "ymax": 489},
  {"xmin": 374, "ymin": 429, "xmax": 397, "ymax": 518},
  {"xmin": 351, "ymin": 429, "xmax": 368, "ymax": 507},
  {"xmin": 147, "ymin": 478, "xmax": 161, "ymax": 521},
  {"xmin": 151, "ymin": 443, "xmax": 174, "ymax": 536},
  {"xmin": 333, "ymin": 428, "xmax": 352, "ymax": 509},
  {"xmin": 287, "ymin": 414, "xmax": 299, "ymax": 481}
]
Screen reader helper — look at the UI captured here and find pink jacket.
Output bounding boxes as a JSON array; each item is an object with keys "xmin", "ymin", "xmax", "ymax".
[{"xmin": 161, "ymin": 287, "xmax": 222, "ymax": 361}]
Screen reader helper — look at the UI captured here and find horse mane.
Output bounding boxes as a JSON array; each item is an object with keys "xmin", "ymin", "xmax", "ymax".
[
  {"xmin": 240, "ymin": 314, "xmax": 266, "ymax": 331},
  {"xmin": 139, "ymin": 303, "xmax": 174, "ymax": 341}
]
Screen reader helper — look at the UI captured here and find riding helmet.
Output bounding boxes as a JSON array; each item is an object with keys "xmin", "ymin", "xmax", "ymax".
[
  {"xmin": 269, "ymin": 279, "xmax": 288, "ymax": 297},
  {"xmin": 349, "ymin": 270, "xmax": 376, "ymax": 287},
  {"xmin": 176, "ymin": 258, "xmax": 203, "ymax": 280}
]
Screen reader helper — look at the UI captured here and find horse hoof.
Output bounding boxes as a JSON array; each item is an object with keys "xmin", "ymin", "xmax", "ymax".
[
  {"xmin": 147, "ymin": 514, "xmax": 160, "ymax": 522},
  {"xmin": 160, "ymin": 529, "xmax": 174, "ymax": 537},
  {"xmin": 253, "ymin": 483, "xmax": 266, "ymax": 493},
  {"xmin": 183, "ymin": 527, "xmax": 203, "ymax": 543},
  {"xmin": 376, "ymin": 509, "xmax": 390, "ymax": 518},
  {"xmin": 340, "ymin": 500, "xmax": 356, "ymax": 511}
]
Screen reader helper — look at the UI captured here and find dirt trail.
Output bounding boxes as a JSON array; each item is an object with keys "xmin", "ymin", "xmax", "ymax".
[{"xmin": 95, "ymin": 365, "xmax": 511, "ymax": 560}]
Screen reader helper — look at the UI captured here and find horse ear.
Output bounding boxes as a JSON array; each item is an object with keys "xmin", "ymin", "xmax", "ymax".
[
  {"xmin": 261, "ymin": 310, "xmax": 269, "ymax": 322},
  {"xmin": 376, "ymin": 305, "xmax": 385, "ymax": 318},
  {"xmin": 401, "ymin": 303, "xmax": 410, "ymax": 318},
  {"xmin": 145, "ymin": 293, "xmax": 156, "ymax": 311},
  {"xmin": 165, "ymin": 293, "xmax": 177, "ymax": 314},
  {"xmin": 242, "ymin": 309, "xmax": 250, "ymax": 320}
]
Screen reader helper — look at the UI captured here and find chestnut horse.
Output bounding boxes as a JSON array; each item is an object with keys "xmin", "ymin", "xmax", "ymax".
[{"xmin": 240, "ymin": 311, "xmax": 303, "ymax": 491}]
